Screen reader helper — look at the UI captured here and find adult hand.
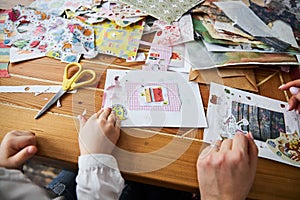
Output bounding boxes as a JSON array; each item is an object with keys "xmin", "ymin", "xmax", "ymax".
[
  {"xmin": 279, "ymin": 79, "xmax": 300, "ymax": 113},
  {"xmin": 78, "ymin": 107, "xmax": 120, "ymax": 155},
  {"xmin": 0, "ymin": 130, "xmax": 38, "ymax": 169},
  {"xmin": 197, "ymin": 133, "xmax": 258, "ymax": 200}
]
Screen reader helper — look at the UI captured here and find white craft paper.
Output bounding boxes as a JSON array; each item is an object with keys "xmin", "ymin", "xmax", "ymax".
[
  {"xmin": 204, "ymin": 83, "xmax": 300, "ymax": 167},
  {"xmin": 103, "ymin": 69, "xmax": 207, "ymax": 128}
]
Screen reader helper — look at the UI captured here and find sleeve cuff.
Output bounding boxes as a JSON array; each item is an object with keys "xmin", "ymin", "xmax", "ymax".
[{"xmin": 78, "ymin": 154, "xmax": 119, "ymax": 170}]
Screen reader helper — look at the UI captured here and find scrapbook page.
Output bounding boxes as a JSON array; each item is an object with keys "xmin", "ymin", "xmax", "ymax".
[
  {"xmin": 102, "ymin": 69, "xmax": 207, "ymax": 127},
  {"xmin": 204, "ymin": 83, "xmax": 300, "ymax": 167}
]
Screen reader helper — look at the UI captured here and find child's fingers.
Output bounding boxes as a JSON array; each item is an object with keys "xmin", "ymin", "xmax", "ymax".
[{"xmin": 99, "ymin": 107, "xmax": 112, "ymax": 120}]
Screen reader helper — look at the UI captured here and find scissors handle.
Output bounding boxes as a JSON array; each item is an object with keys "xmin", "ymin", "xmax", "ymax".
[{"xmin": 62, "ymin": 63, "xmax": 96, "ymax": 91}]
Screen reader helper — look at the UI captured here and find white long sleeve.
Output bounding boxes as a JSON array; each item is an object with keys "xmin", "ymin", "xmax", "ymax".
[{"xmin": 76, "ymin": 154, "xmax": 125, "ymax": 200}]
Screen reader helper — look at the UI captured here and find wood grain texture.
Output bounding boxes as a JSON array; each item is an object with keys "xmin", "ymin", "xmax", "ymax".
[
  {"xmin": 0, "ymin": 1, "xmax": 299, "ymax": 198},
  {"xmin": 1, "ymin": 56, "xmax": 300, "ymax": 199}
]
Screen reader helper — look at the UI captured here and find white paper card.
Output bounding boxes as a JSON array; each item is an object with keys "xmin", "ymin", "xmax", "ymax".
[
  {"xmin": 204, "ymin": 83, "xmax": 300, "ymax": 167},
  {"xmin": 102, "ymin": 69, "xmax": 207, "ymax": 128}
]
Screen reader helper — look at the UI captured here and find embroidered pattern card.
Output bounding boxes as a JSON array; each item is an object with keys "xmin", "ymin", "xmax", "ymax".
[
  {"xmin": 102, "ymin": 69, "xmax": 207, "ymax": 127},
  {"xmin": 204, "ymin": 83, "xmax": 300, "ymax": 167},
  {"xmin": 94, "ymin": 20, "xmax": 145, "ymax": 60},
  {"xmin": 119, "ymin": 0, "xmax": 203, "ymax": 24}
]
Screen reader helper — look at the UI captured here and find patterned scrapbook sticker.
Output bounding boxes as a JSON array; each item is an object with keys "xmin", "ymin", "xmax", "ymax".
[
  {"xmin": 126, "ymin": 82, "xmax": 181, "ymax": 111},
  {"xmin": 267, "ymin": 132, "xmax": 300, "ymax": 165}
]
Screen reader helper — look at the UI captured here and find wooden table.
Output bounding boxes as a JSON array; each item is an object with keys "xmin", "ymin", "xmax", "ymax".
[
  {"xmin": 0, "ymin": 55, "xmax": 299, "ymax": 200},
  {"xmin": 1, "ymin": 0, "xmax": 300, "ymax": 199}
]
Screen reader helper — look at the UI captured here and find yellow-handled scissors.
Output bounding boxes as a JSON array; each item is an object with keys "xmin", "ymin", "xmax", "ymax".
[{"xmin": 35, "ymin": 63, "xmax": 96, "ymax": 119}]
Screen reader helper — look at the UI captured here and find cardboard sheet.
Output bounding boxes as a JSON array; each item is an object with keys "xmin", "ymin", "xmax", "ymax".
[{"xmin": 189, "ymin": 68, "xmax": 258, "ymax": 92}]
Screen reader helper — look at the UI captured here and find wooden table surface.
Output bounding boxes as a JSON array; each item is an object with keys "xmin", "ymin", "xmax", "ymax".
[
  {"xmin": 0, "ymin": 54, "xmax": 299, "ymax": 200},
  {"xmin": 0, "ymin": 0, "xmax": 300, "ymax": 199}
]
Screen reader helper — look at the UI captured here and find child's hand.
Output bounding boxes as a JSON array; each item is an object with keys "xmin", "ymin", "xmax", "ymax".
[
  {"xmin": 78, "ymin": 107, "xmax": 120, "ymax": 155},
  {"xmin": 0, "ymin": 130, "xmax": 38, "ymax": 169}
]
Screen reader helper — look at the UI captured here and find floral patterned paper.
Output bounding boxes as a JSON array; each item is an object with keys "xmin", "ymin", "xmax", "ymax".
[{"xmin": 4, "ymin": 5, "xmax": 96, "ymax": 63}]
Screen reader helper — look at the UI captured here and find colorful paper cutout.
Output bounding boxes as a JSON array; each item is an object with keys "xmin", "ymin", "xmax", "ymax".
[
  {"xmin": 267, "ymin": 132, "xmax": 300, "ymax": 165},
  {"xmin": 0, "ymin": 9, "xmax": 10, "ymax": 77},
  {"xmin": 112, "ymin": 104, "xmax": 127, "ymax": 120},
  {"xmin": 30, "ymin": 0, "xmax": 93, "ymax": 15},
  {"xmin": 0, "ymin": 63, "xmax": 9, "ymax": 77},
  {"xmin": 136, "ymin": 84, "xmax": 172, "ymax": 108},
  {"xmin": 4, "ymin": 5, "xmax": 96, "ymax": 63},
  {"xmin": 152, "ymin": 14, "xmax": 194, "ymax": 46},
  {"xmin": 94, "ymin": 20, "xmax": 145, "ymax": 59}
]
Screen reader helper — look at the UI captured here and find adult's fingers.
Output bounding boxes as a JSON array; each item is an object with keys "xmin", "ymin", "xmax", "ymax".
[
  {"xmin": 279, "ymin": 80, "xmax": 300, "ymax": 90},
  {"xmin": 290, "ymin": 87, "xmax": 300, "ymax": 101},
  {"xmin": 246, "ymin": 134, "xmax": 258, "ymax": 168},
  {"xmin": 288, "ymin": 96, "xmax": 299, "ymax": 111},
  {"xmin": 219, "ymin": 138, "xmax": 232, "ymax": 152},
  {"xmin": 232, "ymin": 133, "xmax": 248, "ymax": 154}
]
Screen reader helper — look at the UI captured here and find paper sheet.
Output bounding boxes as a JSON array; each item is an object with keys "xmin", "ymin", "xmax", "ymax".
[
  {"xmin": 204, "ymin": 83, "xmax": 300, "ymax": 167},
  {"xmin": 119, "ymin": 0, "xmax": 203, "ymax": 24},
  {"xmin": 94, "ymin": 20, "xmax": 145, "ymax": 59},
  {"xmin": 102, "ymin": 69, "xmax": 207, "ymax": 128},
  {"xmin": 186, "ymin": 40, "xmax": 299, "ymax": 70},
  {"xmin": 4, "ymin": 5, "xmax": 96, "ymax": 63},
  {"xmin": 30, "ymin": 0, "xmax": 93, "ymax": 15},
  {"xmin": 0, "ymin": 9, "xmax": 10, "ymax": 77}
]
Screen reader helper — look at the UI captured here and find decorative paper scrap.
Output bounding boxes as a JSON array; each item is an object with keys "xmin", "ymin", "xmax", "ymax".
[
  {"xmin": 30, "ymin": 0, "xmax": 93, "ymax": 15},
  {"xmin": 66, "ymin": 2, "xmax": 145, "ymax": 27},
  {"xmin": 0, "ymin": 62, "xmax": 9, "ymax": 77},
  {"xmin": 142, "ymin": 37, "xmax": 172, "ymax": 71},
  {"xmin": 119, "ymin": 0, "xmax": 203, "ymax": 24},
  {"xmin": 204, "ymin": 82, "xmax": 300, "ymax": 167},
  {"xmin": 186, "ymin": 40, "xmax": 299, "ymax": 70},
  {"xmin": 0, "ymin": 10, "xmax": 10, "ymax": 77},
  {"xmin": 126, "ymin": 82, "xmax": 181, "ymax": 111},
  {"xmin": 108, "ymin": 1, "xmax": 147, "ymax": 27},
  {"xmin": 214, "ymin": 1, "xmax": 300, "ymax": 53},
  {"xmin": 4, "ymin": 5, "xmax": 96, "ymax": 63},
  {"xmin": 267, "ymin": 132, "xmax": 300, "ymax": 165},
  {"xmin": 152, "ymin": 14, "xmax": 194, "ymax": 46},
  {"xmin": 94, "ymin": 20, "xmax": 145, "ymax": 59},
  {"xmin": 102, "ymin": 69, "xmax": 207, "ymax": 127}
]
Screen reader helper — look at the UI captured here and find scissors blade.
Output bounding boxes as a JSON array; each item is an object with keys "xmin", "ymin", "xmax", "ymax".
[{"xmin": 34, "ymin": 89, "xmax": 67, "ymax": 119}]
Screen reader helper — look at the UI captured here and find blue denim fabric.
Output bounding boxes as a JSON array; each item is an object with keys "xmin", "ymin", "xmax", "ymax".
[{"xmin": 46, "ymin": 169, "xmax": 77, "ymax": 200}]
